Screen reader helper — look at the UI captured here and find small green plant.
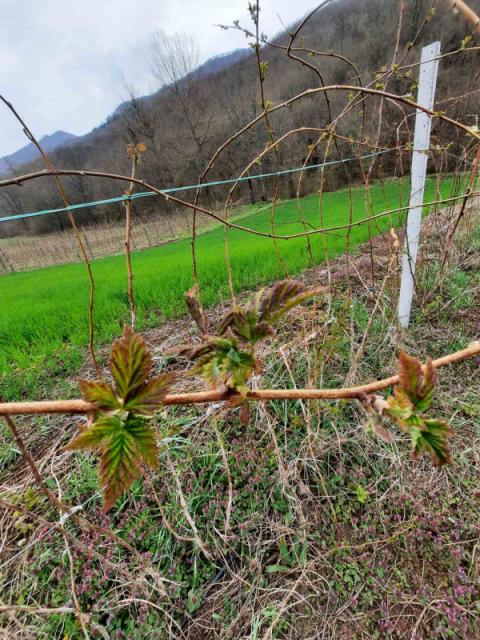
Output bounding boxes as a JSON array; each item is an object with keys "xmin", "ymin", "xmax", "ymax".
[
  {"xmin": 369, "ymin": 352, "xmax": 454, "ymax": 466},
  {"xmin": 177, "ymin": 280, "xmax": 324, "ymax": 421},
  {"xmin": 67, "ymin": 280, "xmax": 323, "ymax": 509},
  {"xmin": 66, "ymin": 327, "xmax": 173, "ymax": 511},
  {"xmin": 179, "ymin": 281, "xmax": 324, "ymax": 393}
]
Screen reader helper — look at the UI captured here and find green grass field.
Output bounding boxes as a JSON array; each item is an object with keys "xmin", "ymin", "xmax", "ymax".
[{"xmin": 0, "ymin": 176, "xmax": 457, "ymax": 398}]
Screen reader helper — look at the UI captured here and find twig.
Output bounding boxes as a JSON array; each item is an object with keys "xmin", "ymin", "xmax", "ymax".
[
  {"xmin": 0, "ymin": 341, "xmax": 478, "ymax": 414},
  {"xmin": 212, "ymin": 417, "xmax": 233, "ymax": 541},
  {"xmin": 0, "ymin": 96, "xmax": 101, "ymax": 376},
  {"xmin": 124, "ymin": 145, "xmax": 139, "ymax": 329},
  {"xmin": 448, "ymin": 0, "xmax": 480, "ymax": 33},
  {"xmin": 164, "ymin": 451, "xmax": 212, "ymax": 559}
]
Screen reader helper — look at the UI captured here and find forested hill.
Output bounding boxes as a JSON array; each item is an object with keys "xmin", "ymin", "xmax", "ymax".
[{"xmin": 1, "ymin": 0, "xmax": 479, "ymax": 237}]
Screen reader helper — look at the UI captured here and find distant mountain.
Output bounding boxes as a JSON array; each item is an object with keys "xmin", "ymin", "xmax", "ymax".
[
  {"xmin": 193, "ymin": 49, "xmax": 250, "ymax": 79},
  {"xmin": 0, "ymin": 130, "xmax": 78, "ymax": 174}
]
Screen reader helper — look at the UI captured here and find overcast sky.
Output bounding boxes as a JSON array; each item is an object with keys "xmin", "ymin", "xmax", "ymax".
[{"xmin": 0, "ymin": 0, "xmax": 322, "ymax": 157}]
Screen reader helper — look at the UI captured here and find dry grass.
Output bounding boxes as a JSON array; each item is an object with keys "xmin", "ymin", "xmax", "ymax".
[{"xmin": 0, "ymin": 209, "xmax": 194, "ymax": 272}]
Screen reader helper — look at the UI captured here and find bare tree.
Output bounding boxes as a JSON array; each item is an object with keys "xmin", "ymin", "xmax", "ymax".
[{"xmin": 149, "ymin": 32, "xmax": 215, "ymax": 170}]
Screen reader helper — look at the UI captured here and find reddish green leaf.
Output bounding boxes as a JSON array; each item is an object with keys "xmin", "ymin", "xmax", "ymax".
[
  {"xmin": 99, "ymin": 429, "xmax": 142, "ymax": 512},
  {"xmin": 185, "ymin": 337, "xmax": 256, "ymax": 392},
  {"xmin": 99, "ymin": 416, "xmax": 158, "ymax": 511},
  {"xmin": 397, "ymin": 352, "xmax": 437, "ymax": 411},
  {"xmin": 219, "ymin": 306, "xmax": 273, "ymax": 344},
  {"xmin": 120, "ymin": 416, "xmax": 159, "ymax": 469},
  {"xmin": 218, "ymin": 280, "xmax": 321, "ymax": 345},
  {"xmin": 110, "ymin": 326, "xmax": 152, "ymax": 400},
  {"xmin": 365, "ymin": 415, "xmax": 394, "ymax": 443},
  {"xmin": 219, "ymin": 307, "xmax": 252, "ymax": 340},
  {"xmin": 78, "ymin": 379, "xmax": 120, "ymax": 411},
  {"xmin": 416, "ymin": 357, "xmax": 436, "ymax": 412},
  {"xmin": 66, "ymin": 414, "xmax": 158, "ymax": 511},
  {"xmin": 185, "ymin": 285, "xmax": 207, "ymax": 336},
  {"xmin": 259, "ymin": 280, "xmax": 324, "ymax": 323},
  {"xmin": 410, "ymin": 418, "xmax": 454, "ymax": 466},
  {"xmin": 398, "ymin": 351, "xmax": 422, "ymax": 401},
  {"xmin": 386, "ymin": 388, "xmax": 414, "ymax": 422},
  {"xmin": 124, "ymin": 373, "xmax": 174, "ymax": 416},
  {"xmin": 65, "ymin": 415, "xmax": 121, "ymax": 451}
]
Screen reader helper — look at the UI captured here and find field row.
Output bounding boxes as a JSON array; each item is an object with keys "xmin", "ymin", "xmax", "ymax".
[{"xmin": 0, "ymin": 176, "xmax": 456, "ymax": 398}]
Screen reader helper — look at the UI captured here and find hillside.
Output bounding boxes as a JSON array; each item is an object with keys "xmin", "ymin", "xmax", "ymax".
[
  {"xmin": 0, "ymin": 0, "xmax": 479, "ymax": 239},
  {"xmin": 1, "ymin": 2, "xmax": 480, "ymax": 638}
]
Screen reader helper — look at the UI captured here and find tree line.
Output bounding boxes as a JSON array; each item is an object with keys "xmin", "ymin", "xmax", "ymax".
[{"xmin": 0, "ymin": 0, "xmax": 478, "ymax": 238}]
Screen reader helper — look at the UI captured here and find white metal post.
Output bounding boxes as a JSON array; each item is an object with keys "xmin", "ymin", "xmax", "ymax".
[{"xmin": 398, "ymin": 41, "xmax": 441, "ymax": 328}]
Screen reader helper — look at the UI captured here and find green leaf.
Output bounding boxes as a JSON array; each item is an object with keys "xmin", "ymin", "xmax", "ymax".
[
  {"xmin": 354, "ymin": 484, "xmax": 368, "ymax": 504},
  {"xmin": 110, "ymin": 326, "xmax": 152, "ymax": 401},
  {"xmin": 66, "ymin": 414, "xmax": 158, "ymax": 511},
  {"xmin": 265, "ymin": 564, "xmax": 290, "ymax": 574},
  {"xmin": 386, "ymin": 388, "xmax": 414, "ymax": 422},
  {"xmin": 78, "ymin": 379, "xmax": 121, "ymax": 411},
  {"xmin": 411, "ymin": 418, "xmax": 454, "ymax": 467},
  {"xmin": 65, "ymin": 415, "xmax": 120, "ymax": 451},
  {"xmin": 124, "ymin": 373, "xmax": 173, "ymax": 416},
  {"xmin": 278, "ymin": 538, "xmax": 290, "ymax": 561}
]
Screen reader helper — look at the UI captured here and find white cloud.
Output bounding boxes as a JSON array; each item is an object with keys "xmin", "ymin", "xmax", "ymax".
[{"xmin": 0, "ymin": 0, "xmax": 321, "ymax": 156}]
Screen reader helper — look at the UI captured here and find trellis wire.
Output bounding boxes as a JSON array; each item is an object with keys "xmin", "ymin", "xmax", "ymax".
[{"xmin": 0, "ymin": 148, "xmax": 395, "ymax": 225}]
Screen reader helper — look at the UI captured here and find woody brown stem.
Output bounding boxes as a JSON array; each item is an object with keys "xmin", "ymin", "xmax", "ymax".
[
  {"xmin": 448, "ymin": 0, "xmax": 480, "ymax": 33},
  {"xmin": 1, "ymin": 341, "xmax": 478, "ymax": 416},
  {"xmin": 0, "ymin": 96, "xmax": 101, "ymax": 377}
]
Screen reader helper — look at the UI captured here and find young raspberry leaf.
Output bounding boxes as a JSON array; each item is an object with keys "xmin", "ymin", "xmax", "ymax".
[
  {"xmin": 124, "ymin": 373, "xmax": 174, "ymax": 416},
  {"xmin": 398, "ymin": 351, "xmax": 422, "ymax": 403},
  {"xmin": 410, "ymin": 418, "xmax": 454, "ymax": 466},
  {"xmin": 386, "ymin": 388, "xmax": 414, "ymax": 422},
  {"xmin": 218, "ymin": 280, "xmax": 323, "ymax": 346},
  {"xmin": 218, "ymin": 307, "xmax": 251, "ymax": 340},
  {"xmin": 183, "ymin": 337, "xmax": 256, "ymax": 393},
  {"xmin": 259, "ymin": 280, "xmax": 325, "ymax": 324},
  {"xmin": 415, "ymin": 357, "xmax": 435, "ymax": 412},
  {"xmin": 120, "ymin": 416, "xmax": 159, "ymax": 469},
  {"xmin": 66, "ymin": 415, "xmax": 120, "ymax": 451},
  {"xmin": 67, "ymin": 414, "xmax": 158, "ymax": 511},
  {"xmin": 365, "ymin": 414, "xmax": 394, "ymax": 443},
  {"xmin": 219, "ymin": 306, "xmax": 273, "ymax": 344},
  {"xmin": 110, "ymin": 326, "xmax": 152, "ymax": 401},
  {"xmin": 396, "ymin": 352, "xmax": 437, "ymax": 411},
  {"xmin": 185, "ymin": 285, "xmax": 207, "ymax": 337},
  {"xmin": 78, "ymin": 379, "xmax": 121, "ymax": 411}
]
